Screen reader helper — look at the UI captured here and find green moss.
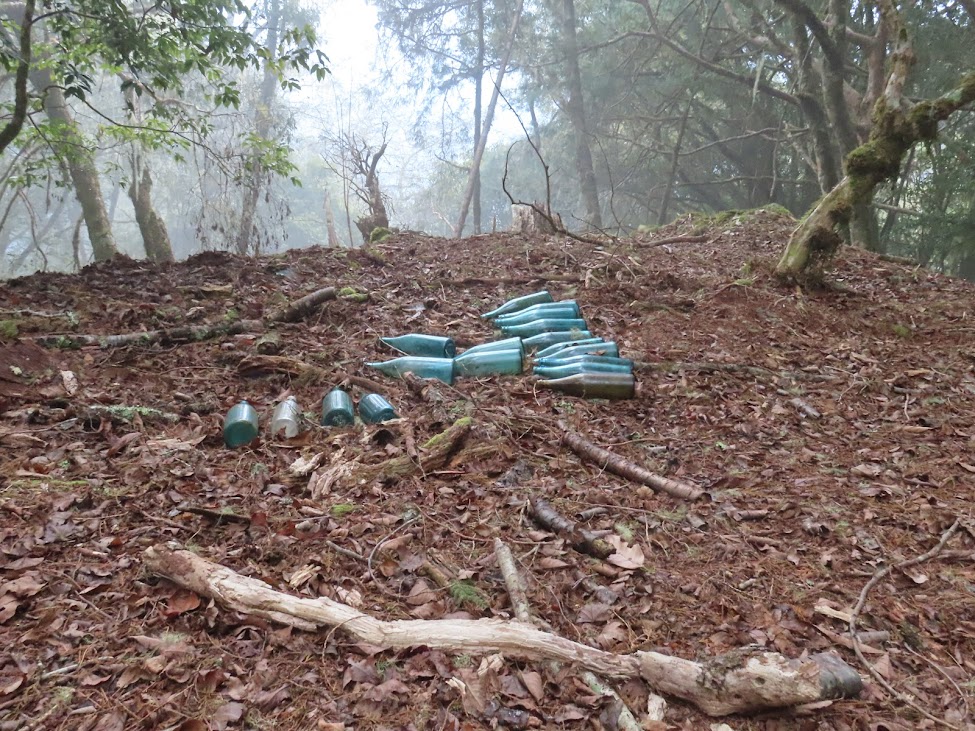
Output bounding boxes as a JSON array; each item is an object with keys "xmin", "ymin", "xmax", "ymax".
[
  {"xmin": 337, "ymin": 286, "xmax": 360, "ymax": 297},
  {"xmin": 54, "ymin": 335, "xmax": 80, "ymax": 350},
  {"xmin": 331, "ymin": 503, "xmax": 356, "ymax": 517},
  {"xmin": 369, "ymin": 226, "xmax": 392, "ymax": 243},
  {"xmin": 421, "ymin": 417, "xmax": 473, "ymax": 450},
  {"xmin": 0, "ymin": 320, "xmax": 19, "ymax": 338},
  {"xmin": 223, "ymin": 308, "xmax": 240, "ymax": 322},
  {"xmin": 891, "ymin": 323, "xmax": 912, "ymax": 338},
  {"xmin": 449, "ymin": 580, "xmax": 489, "ymax": 610}
]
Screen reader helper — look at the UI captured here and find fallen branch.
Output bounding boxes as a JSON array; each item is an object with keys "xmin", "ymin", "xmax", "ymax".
[
  {"xmin": 561, "ymin": 429, "xmax": 704, "ymax": 501},
  {"xmin": 238, "ymin": 355, "xmax": 326, "ymax": 380},
  {"xmin": 849, "ymin": 519, "xmax": 963, "ymax": 729},
  {"xmin": 33, "ymin": 286, "xmax": 337, "ymax": 349},
  {"xmin": 529, "ymin": 497, "xmax": 613, "ymax": 559},
  {"xmin": 494, "ymin": 539, "xmax": 651, "ymax": 729},
  {"xmin": 144, "ymin": 545, "xmax": 862, "ymax": 716},
  {"xmin": 439, "ymin": 274, "xmax": 585, "ymax": 287}
]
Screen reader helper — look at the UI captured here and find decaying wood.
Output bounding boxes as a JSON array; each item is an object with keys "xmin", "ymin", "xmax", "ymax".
[
  {"xmin": 33, "ymin": 286, "xmax": 338, "ymax": 349},
  {"xmin": 510, "ymin": 203, "xmax": 564, "ymax": 234},
  {"xmin": 494, "ymin": 539, "xmax": 650, "ymax": 730},
  {"xmin": 528, "ymin": 497, "xmax": 613, "ymax": 559},
  {"xmin": 561, "ymin": 430, "xmax": 705, "ymax": 501},
  {"xmin": 144, "ymin": 545, "xmax": 863, "ymax": 716},
  {"xmin": 342, "ymin": 374, "xmax": 389, "ymax": 394},
  {"xmin": 347, "ymin": 416, "xmax": 472, "ymax": 484}
]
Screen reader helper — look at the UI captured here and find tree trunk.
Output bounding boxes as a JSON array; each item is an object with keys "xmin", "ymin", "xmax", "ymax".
[
  {"xmin": 658, "ymin": 95, "xmax": 692, "ymax": 225},
  {"xmin": 560, "ymin": 0, "xmax": 602, "ymax": 230},
  {"xmin": 34, "ymin": 76, "xmax": 118, "ymax": 262},
  {"xmin": 235, "ymin": 0, "xmax": 281, "ymax": 256},
  {"xmin": 472, "ymin": 0, "xmax": 484, "ymax": 235},
  {"xmin": 323, "ymin": 189, "xmax": 341, "ymax": 247},
  {"xmin": 0, "ymin": 0, "xmax": 35, "ymax": 156},
  {"xmin": 777, "ymin": 64, "xmax": 975, "ymax": 278},
  {"xmin": 454, "ymin": 0, "xmax": 524, "ymax": 238},
  {"xmin": 129, "ymin": 166, "xmax": 174, "ymax": 262}
]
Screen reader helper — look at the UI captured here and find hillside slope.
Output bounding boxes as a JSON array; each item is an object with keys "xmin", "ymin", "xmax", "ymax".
[{"xmin": 1, "ymin": 210, "xmax": 973, "ymax": 729}]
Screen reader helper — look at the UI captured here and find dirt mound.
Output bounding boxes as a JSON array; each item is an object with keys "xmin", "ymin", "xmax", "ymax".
[{"xmin": 1, "ymin": 212, "xmax": 973, "ymax": 729}]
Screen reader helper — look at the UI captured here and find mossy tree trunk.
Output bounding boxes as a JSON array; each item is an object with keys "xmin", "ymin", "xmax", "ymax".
[{"xmin": 776, "ymin": 5, "xmax": 975, "ymax": 279}]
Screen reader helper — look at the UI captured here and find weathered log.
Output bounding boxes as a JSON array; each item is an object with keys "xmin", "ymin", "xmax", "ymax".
[
  {"xmin": 144, "ymin": 545, "xmax": 863, "ymax": 716},
  {"xmin": 561, "ymin": 429, "xmax": 705, "ymax": 501}
]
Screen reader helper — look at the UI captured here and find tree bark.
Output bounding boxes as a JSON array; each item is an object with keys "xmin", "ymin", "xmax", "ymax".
[
  {"xmin": 33, "ymin": 76, "xmax": 118, "ymax": 262},
  {"xmin": 454, "ymin": 0, "xmax": 524, "ymax": 238},
  {"xmin": 323, "ymin": 189, "xmax": 341, "ymax": 247},
  {"xmin": 560, "ymin": 0, "xmax": 602, "ymax": 230},
  {"xmin": 129, "ymin": 166, "xmax": 174, "ymax": 262},
  {"xmin": 472, "ymin": 0, "xmax": 485, "ymax": 235}
]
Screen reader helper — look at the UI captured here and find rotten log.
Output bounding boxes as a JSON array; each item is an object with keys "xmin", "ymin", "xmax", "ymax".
[
  {"xmin": 33, "ymin": 286, "xmax": 337, "ymax": 349},
  {"xmin": 144, "ymin": 545, "xmax": 863, "ymax": 716},
  {"xmin": 529, "ymin": 497, "xmax": 613, "ymax": 560},
  {"xmin": 561, "ymin": 429, "xmax": 704, "ymax": 501}
]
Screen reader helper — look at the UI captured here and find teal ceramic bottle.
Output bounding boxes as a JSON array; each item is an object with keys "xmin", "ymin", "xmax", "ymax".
[
  {"xmin": 359, "ymin": 393, "xmax": 398, "ymax": 423},
  {"xmin": 535, "ymin": 337, "xmax": 605, "ymax": 359},
  {"xmin": 482, "ymin": 291, "xmax": 553, "ymax": 320},
  {"xmin": 270, "ymin": 396, "xmax": 301, "ymax": 438},
  {"xmin": 459, "ymin": 337, "xmax": 524, "ymax": 359},
  {"xmin": 537, "ymin": 354, "xmax": 633, "ymax": 369},
  {"xmin": 224, "ymin": 400, "xmax": 259, "ymax": 447},
  {"xmin": 499, "ymin": 318, "xmax": 588, "ymax": 337},
  {"xmin": 537, "ymin": 372, "xmax": 635, "ymax": 400},
  {"xmin": 453, "ymin": 348, "xmax": 523, "ymax": 377},
  {"xmin": 535, "ymin": 342, "xmax": 619, "ymax": 362},
  {"xmin": 366, "ymin": 356, "xmax": 454, "ymax": 384},
  {"xmin": 381, "ymin": 334, "xmax": 456, "ymax": 358},
  {"xmin": 533, "ymin": 361, "xmax": 633, "ymax": 379},
  {"xmin": 321, "ymin": 388, "xmax": 354, "ymax": 426},
  {"xmin": 494, "ymin": 301, "xmax": 580, "ymax": 326}
]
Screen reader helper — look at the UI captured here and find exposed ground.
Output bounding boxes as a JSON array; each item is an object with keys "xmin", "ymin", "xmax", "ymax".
[{"xmin": 1, "ymin": 209, "xmax": 973, "ymax": 730}]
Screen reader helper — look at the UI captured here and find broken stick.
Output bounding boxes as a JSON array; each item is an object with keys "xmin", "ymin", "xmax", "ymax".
[
  {"xmin": 529, "ymin": 497, "xmax": 613, "ymax": 560},
  {"xmin": 561, "ymin": 429, "xmax": 704, "ymax": 501},
  {"xmin": 144, "ymin": 545, "xmax": 862, "ymax": 716}
]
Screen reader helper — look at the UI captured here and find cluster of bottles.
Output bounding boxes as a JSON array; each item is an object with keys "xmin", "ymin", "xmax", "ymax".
[
  {"xmin": 222, "ymin": 389, "xmax": 398, "ymax": 448},
  {"xmin": 365, "ymin": 290, "xmax": 634, "ymax": 400},
  {"xmin": 486, "ymin": 291, "xmax": 635, "ymax": 400}
]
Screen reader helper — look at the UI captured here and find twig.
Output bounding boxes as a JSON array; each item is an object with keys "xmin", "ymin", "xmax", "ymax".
[
  {"xmin": 494, "ymin": 539, "xmax": 652, "ymax": 729},
  {"xmin": 325, "ymin": 540, "xmax": 367, "ymax": 563},
  {"xmin": 560, "ymin": 428, "xmax": 704, "ymax": 501},
  {"xmin": 849, "ymin": 519, "xmax": 963, "ymax": 730},
  {"xmin": 367, "ymin": 515, "xmax": 421, "ymax": 598}
]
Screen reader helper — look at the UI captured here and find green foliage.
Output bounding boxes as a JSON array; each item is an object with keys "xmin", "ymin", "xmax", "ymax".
[
  {"xmin": 0, "ymin": 320, "xmax": 19, "ymax": 338},
  {"xmin": 448, "ymin": 580, "xmax": 488, "ymax": 610},
  {"xmin": 368, "ymin": 226, "xmax": 392, "ymax": 243}
]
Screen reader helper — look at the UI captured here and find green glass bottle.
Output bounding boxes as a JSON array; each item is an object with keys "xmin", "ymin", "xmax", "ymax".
[
  {"xmin": 537, "ymin": 372, "xmax": 635, "ymax": 400},
  {"xmin": 494, "ymin": 301, "xmax": 580, "ymax": 326},
  {"xmin": 460, "ymin": 337, "xmax": 524, "ymax": 359},
  {"xmin": 499, "ymin": 318, "xmax": 588, "ymax": 337},
  {"xmin": 359, "ymin": 393, "xmax": 398, "ymax": 423},
  {"xmin": 453, "ymin": 348, "xmax": 523, "ymax": 377},
  {"xmin": 535, "ymin": 337, "xmax": 605, "ymax": 359},
  {"xmin": 536, "ymin": 353, "xmax": 632, "ymax": 368},
  {"xmin": 224, "ymin": 400, "xmax": 259, "ymax": 448},
  {"xmin": 366, "ymin": 356, "xmax": 454, "ymax": 384},
  {"xmin": 521, "ymin": 330, "xmax": 594, "ymax": 351},
  {"xmin": 533, "ymin": 361, "xmax": 633, "ymax": 379},
  {"xmin": 321, "ymin": 388, "xmax": 354, "ymax": 426},
  {"xmin": 481, "ymin": 290, "xmax": 553, "ymax": 320},
  {"xmin": 534, "ymin": 342, "xmax": 619, "ymax": 362},
  {"xmin": 381, "ymin": 334, "xmax": 456, "ymax": 358}
]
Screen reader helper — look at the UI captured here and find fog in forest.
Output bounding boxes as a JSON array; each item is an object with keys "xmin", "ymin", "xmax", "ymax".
[{"xmin": 0, "ymin": 0, "xmax": 973, "ymax": 279}]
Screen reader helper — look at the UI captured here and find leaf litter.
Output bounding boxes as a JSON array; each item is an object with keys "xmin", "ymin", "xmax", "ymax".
[{"xmin": 0, "ymin": 211, "xmax": 973, "ymax": 729}]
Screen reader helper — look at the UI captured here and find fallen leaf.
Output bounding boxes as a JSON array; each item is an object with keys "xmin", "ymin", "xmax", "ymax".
[
  {"xmin": 577, "ymin": 603, "xmax": 612, "ymax": 624},
  {"xmin": 519, "ymin": 670, "xmax": 544, "ymax": 702},
  {"xmin": 210, "ymin": 702, "xmax": 245, "ymax": 731},
  {"xmin": 605, "ymin": 535, "xmax": 645, "ymax": 570},
  {"xmin": 163, "ymin": 590, "xmax": 201, "ymax": 617}
]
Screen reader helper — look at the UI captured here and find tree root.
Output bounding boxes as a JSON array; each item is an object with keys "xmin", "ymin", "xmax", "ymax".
[{"xmin": 144, "ymin": 544, "xmax": 863, "ymax": 716}]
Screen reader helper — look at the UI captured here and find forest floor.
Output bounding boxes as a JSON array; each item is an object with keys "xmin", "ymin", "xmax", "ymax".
[{"xmin": 1, "ymin": 209, "xmax": 974, "ymax": 731}]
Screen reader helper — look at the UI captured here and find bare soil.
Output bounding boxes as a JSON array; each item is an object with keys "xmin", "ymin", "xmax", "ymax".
[{"xmin": 1, "ymin": 209, "xmax": 973, "ymax": 730}]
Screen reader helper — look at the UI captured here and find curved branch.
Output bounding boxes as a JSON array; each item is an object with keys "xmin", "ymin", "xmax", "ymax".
[{"xmin": 0, "ymin": 0, "xmax": 35, "ymax": 154}]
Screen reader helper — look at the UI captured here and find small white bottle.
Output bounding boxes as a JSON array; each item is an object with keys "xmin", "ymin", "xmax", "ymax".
[{"xmin": 270, "ymin": 397, "xmax": 301, "ymax": 438}]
